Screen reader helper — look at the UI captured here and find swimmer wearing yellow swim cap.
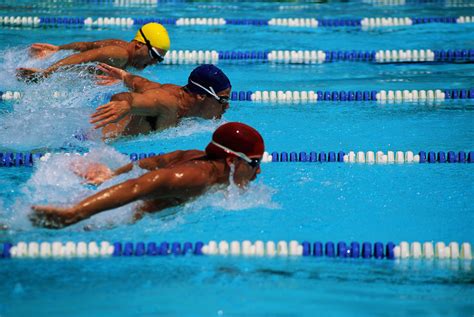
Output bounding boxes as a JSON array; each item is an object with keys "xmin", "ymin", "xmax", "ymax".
[
  {"xmin": 133, "ymin": 22, "xmax": 170, "ymax": 62},
  {"xmin": 17, "ymin": 22, "xmax": 170, "ymax": 82}
]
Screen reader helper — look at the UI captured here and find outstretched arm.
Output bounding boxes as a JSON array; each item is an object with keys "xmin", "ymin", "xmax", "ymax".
[
  {"xmin": 30, "ymin": 42, "xmax": 99, "ymax": 58},
  {"xmin": 30, "ymin": 40, "xmax": 126, "ymax": 59},
  {"xmin": 32, "ymin": 164, "xmax": 213, "ymax": 228},
  {"xmin": 58, "ymin": 41, "xmax": 106, "ymax": 52},
  {"xmin": 96, "ymin": 63, "xmax": 161, "ymax": 92},
  {"xmin": 42, "ymin": 46, "xmax": 129, "ymax": 76},
  {"xmin": 18, "ymin": 47, "xmax": 130, "ymax": 81},
  {"xmin": 90, "ymin": 89, "xmax": 175, "ymax": 129},
  {"xmin": 74, "ymin": 150, "xmax": 197, "ymax": 185},
  {"xmin": 114, "ymin": 150, "xmax": 190, "ymax": 175}
]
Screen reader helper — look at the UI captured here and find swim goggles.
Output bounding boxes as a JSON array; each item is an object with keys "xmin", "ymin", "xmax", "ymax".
[
  {"xmin": 211, "ymin": 141, "xmax": 261, "ymax": 168},
  {"xmin": 139, "ymin": 28, "xmax": 165, "ymax": 62},
  {"xmin": 189, "ymin": 80, "xmax": 230, "ymax": 105}
]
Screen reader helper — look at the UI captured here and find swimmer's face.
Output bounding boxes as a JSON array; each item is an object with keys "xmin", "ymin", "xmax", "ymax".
[
  {"xmin": 132, "ymin": 44, "xmax": 166, "ymax": 70},
  {"xmin": 200, "ymin": 88, "xmax": 231, "ymax": 120},
  {"xmin": 230, "ymin": 156, "xmax": 261, "ymax": 187}
]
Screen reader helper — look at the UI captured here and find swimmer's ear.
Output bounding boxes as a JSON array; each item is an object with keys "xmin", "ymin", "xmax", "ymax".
[
  {"xmin": 225, "ymin": 156, "xmax": 237, "ymax": 167},
  {"xmin": 196, "ymin": 94, "xmax": 206, "ymax": 101},
  {"xmin": 135, "ymin": 42, "xmax": 146, "ymax": 51}
]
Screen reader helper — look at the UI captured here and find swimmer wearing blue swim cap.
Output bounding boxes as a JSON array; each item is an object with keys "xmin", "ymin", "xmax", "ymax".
[
  {"xmin": 31, "ymin": 122, "xmax": 264, "ymax": 229},
  {"xmin": 17, "ymin": 22, "xmax": 170, "ymax": 82},
  {"xmin": 186, "ymin": 64, "xmax": 232, "ymax": 97},
  {"xmin": 90, "ymin": 63, "xmax": 232, "ymax": 140}
]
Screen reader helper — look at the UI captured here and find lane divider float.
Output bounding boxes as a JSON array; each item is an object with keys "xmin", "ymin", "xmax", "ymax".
[
  {"xmin": 1, "ymin": 16, "xmax": 473, "ymax": 28},
  {"xmin": 1, "ymin": 150, "xmax": 472, "ymax": 168},
  {"xmin": 1, "ymin": 241, "xmax": 471, "ymax": 260},
  {"xmin": 269, "ymin": 150, "xmax": 474, "ymax": 164},
  {"xmin": 4, "ymin": 48, "xmax": 472, "ymax": 67},
  {"xmin": 2, "ymin": 88, "xmax": 474, "ymax": 103},
  {"xmin": 361, "ymin": 0, "xmax": 474, "ymax": 7}
]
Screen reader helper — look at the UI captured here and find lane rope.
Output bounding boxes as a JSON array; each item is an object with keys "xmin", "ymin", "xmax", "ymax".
[
  {"xmin": 1, "ymin": 241, "xmax": 471, "ymax": 260},
  {"xmin": 2, "ymin": 88, "xmax": 474, "ymax": 103},
  {"xmin": 0, "ymin": 16, "xmax": 473, "ymax": 28},
  {"xmin": 1, "ymin": 150, "xmax": 472, "ymax": 168},
  {"xmin": 160, "ymin": 49, "xmax": 474, "ymax": 64},
  {"xmin": 4, "ymin": 48, "xmax": 473, "ymax": 66}
]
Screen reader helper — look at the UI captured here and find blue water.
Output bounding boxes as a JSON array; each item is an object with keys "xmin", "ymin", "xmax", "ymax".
[{"xmin": 1, "ymin": 1, "xmax": 474, "ymax": 316}]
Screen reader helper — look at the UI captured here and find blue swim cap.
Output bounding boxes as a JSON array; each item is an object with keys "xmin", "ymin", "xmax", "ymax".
[{"xmin": 186, "ymin": 64, "xmax": 231, "ymax": 95}]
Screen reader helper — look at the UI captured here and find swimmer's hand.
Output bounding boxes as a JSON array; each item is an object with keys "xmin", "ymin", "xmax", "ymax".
[
  {"xmin": 71, "ymin": 162, "xmax": 114, "ymax": 186},
  {"xmin": 30, "ymin": 205, "xmax": 80, "ymax": 229},
  {"xmin": 90, "ymin": 100, "xmax": 131, "ymax": 129},
  {"xmin": 29, "ymin": 43, "xmax": 59, "ymax": 59},
  {"xmin": 96, "ymin": 62, "xmax": 127, "ymax": 86},
  {"xmin": 16, "ymin": 67, "xmax": 44, "ymax": 83}
]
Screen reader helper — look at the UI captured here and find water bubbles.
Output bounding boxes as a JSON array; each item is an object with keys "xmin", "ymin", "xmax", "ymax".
[
  {"xmin": 0, "ymin": 67, "xmax": 118, "ymax": 151},
  {"xmin": 5, "ymin": 146, "xmax": 141, "ymax": 231}
]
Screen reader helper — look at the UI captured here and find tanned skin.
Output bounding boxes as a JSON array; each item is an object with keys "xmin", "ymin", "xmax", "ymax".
[
  {"xmin": 31, "ymin": 150, "xmax": 261, "ymax": 229},
  {"xmin": 90, "ymin": 63, "xmax": 231, "ymax": 139},
  {"xmin": 17, "ymin": 39, "xmax": 166, "ymax": 81}
]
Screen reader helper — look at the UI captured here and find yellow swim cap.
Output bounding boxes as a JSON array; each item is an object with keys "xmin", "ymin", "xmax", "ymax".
[{"xmin": 134, "ymin": 22, "xmax": 170, "ymax": 52}]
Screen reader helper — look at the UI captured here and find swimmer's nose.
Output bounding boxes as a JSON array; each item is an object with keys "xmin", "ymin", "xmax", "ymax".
[{"xmin": 251, "ymin": 167, "xmax": 261, "ymax": 181}]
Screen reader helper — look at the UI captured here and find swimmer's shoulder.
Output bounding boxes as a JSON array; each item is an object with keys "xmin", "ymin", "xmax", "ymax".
[
  {"xmin": 163, "ymin": 149, "xmax": 206, "ymax": 164},
  {"xmin": 95, "ymin": 39, "xmax": 129, "ymax": 48},
  {"xmin": 141, "ymin": 84, "xmax": 180, "ymax": 94}
]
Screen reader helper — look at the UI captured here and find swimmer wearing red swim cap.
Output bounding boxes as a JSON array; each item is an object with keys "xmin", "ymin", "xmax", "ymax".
[
  {"xmin": 17, "ymin": 22, "xmax": 170, "ymax": 82},
  {"xmin": 90, "ymin": 63, "xmax": 232, "ymax": 140},
  {"xmin": 31, "ymin": 122, "xmax": 264, "ymax": 229}
]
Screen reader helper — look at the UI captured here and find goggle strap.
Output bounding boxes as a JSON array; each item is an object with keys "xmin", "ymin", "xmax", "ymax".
[
  {"xmin": 189, "ymin": 80, "xmax": 220, "ymax": 100},
  {"xmin": 140, "ymin": 28, "xmax": 164, "ymax": 60},
  {"xmin": 211, "ymin": 141, "xmax": 253, "ymax": 164},
  {"xmin": 139, "ymin": 28, "xmax": 151, "ymax": 46}
]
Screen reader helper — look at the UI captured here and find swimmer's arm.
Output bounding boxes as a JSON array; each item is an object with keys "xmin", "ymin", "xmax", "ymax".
[
  {"xmin": 90, "ymin": 90, "xmax": 173, "ymax": 129},
  {"xmin": 128, "ymin": 90, "xmax": 175, "ymax": 116},
  {"xmin": 59, "ymin": 40, "xmax": 124, "ymax": 52},
  {"xmin": 42, "ymin": 47, "xmax": 129, "ymax": 76},
  {"xmin": 112, "ymin": 151, "xmax": 187, "ymax": 177},
  {"xmin": 34, "ymin": 166, "xmax": 212, "ymax": 226},
  {"xmin": 106, "ymin": 90, "xmax": 172, "ymax": 116},
  {"xmin": 122, "ymin": 72, "xmax": 162, "ymax": 93},
  {"xmin": 58, "ymin": 41, "xmax": 98, "ymax": 52},
  {"xmin": 96, "ymin": 63, "xmax": 160, "ymax": 91}
]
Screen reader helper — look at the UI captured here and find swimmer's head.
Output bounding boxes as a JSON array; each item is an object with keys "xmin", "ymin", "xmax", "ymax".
[
  {"xmin": 206, "ymin": 122, "xmax": 264, "ymax": 167},
  {"xmin": 186, "ymin": 64, "xmax": 231, "ymax": 96},
  {"xmin": 133, "ymin": 23, "xmax": 170, "ymax": 63}
]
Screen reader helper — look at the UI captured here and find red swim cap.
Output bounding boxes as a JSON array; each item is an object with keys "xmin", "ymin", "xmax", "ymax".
[{"xmin": 206, "ymin": 122, "xmax": 265, "ymax": 159}]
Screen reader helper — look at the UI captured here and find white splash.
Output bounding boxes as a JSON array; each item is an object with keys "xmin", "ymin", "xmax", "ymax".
[
  {"xmin": 0, "ymin": 66, "xmax": 117, "ymax": 150},
  {"xmin": 186, "ymin": 162, "xmax": 279, "ymax": 212},
  {"xmin": 143, "ymin": 179, "xmax": 280, "ymax": 233},
  {"xmin": 159, "ymin": 118, "xmax": 225, "ymax": 139},
  {"xmin": 7, "ymin": 146, "xmax": 141, "ymax": 231},
  {"xmin": 0, "ymin": 46, "xmax": 70, "ymax": 83}
]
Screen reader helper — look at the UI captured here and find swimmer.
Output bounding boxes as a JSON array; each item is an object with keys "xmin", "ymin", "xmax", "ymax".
[
  {"xmin": 31, "ymin": 122, "xmax": 264, "ymax": 229},
  {"xmin": 90, "ymin": 63, "xmax": 231, "ymax": 139},
  {"xmin": 17, "ymin": 22, "xmax": 170, "ymax": 82}
]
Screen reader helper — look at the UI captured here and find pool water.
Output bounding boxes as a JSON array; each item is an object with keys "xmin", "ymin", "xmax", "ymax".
[{"xmin": 0, "ymin": 1, "xmax": 473, "ymax": 316}]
